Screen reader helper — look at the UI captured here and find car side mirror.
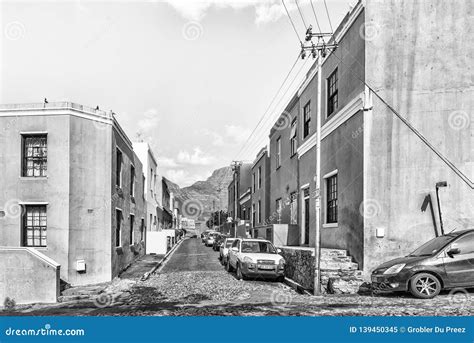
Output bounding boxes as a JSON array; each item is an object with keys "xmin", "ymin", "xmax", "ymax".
[
  {"xmin": 232, "ymin": 247, "xmax": 238, "ymax": 252},
  {"xmin": 447, "ymin": 248, "xmax": 461, "ymax": 258},
  {"xmin": 277, "ymin": 248, "xmax": 282, "ymax": 254}
]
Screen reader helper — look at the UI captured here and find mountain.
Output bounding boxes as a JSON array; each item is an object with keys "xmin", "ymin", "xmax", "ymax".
[{"xmin": 166, "ymin": 166, "xmax": 233, "ymax": 223}]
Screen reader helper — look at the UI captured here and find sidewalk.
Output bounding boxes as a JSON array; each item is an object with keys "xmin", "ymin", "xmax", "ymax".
[{"xmin": 119, "ymin": 254, "xmax": 165, "ymax": 280}]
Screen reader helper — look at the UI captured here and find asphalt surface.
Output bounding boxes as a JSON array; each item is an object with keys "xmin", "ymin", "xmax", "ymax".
[{"xmin": 160, "ymin": 237, "xmax": 222, "ymax": 273}]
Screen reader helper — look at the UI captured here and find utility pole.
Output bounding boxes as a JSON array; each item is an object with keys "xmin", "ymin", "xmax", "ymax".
[
  {"xmin": 231, "ymin": 161, "xmax": 242, "ymax": 238},
  {"xmin": 301, "ymin": 26, "xmax": 337, "ymax": 296}
]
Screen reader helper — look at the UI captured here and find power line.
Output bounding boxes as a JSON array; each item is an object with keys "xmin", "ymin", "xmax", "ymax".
[
  {"xmin": 237, "ymin": 56, "xmax": 311, "ymax": 160},
  {"xmin": 240, "ymin": 56, "xmax": 311, "ymax": 158},
  {"xmin": 282, "ymin": 0, "xmax": 302, "ymax": 43},
  {"xmin": 309, "ymin": 0, "xmax": 322, "ymax": 33},
  {"xmin": 323, "ymin": 0, "xmax": 333, "ymax": 33},
  {"xmin": 233, "ymin": 53, "xmax": 301, "ymax": 160},
  {"xmin": 295, "ymin": 0, "xmax": 308, "ymax": 29}
]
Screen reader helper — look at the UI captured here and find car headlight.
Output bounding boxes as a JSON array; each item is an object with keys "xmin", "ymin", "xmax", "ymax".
[
  {"xmin": 278, "ymin": 258, "xmax": 285, "ymax": 266},
  {"xmin": 243, "ymin": 256, "xmax": 254, "ymax": 263},
  {"xmin": 383, "ymin": 263, "xmax": 406, "ymax": 275}
]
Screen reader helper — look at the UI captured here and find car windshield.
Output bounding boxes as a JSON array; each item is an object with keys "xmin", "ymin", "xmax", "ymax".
[
  {"xmin": 240, "ymin": 241, "xmax": 276, "ymax": 254},
  {"xmin": 225, "ymin": 239, "xmax": 235, "ymax": 247},
  {"xmin": 408, "ymin": 235, "xmax": 456, "ymax": 257}
]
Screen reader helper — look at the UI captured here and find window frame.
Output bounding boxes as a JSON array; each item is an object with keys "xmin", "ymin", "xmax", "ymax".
[
  {"xmin": 116, "ymin": 148, "xmax": 123, "ymax": 188},
  {"xmin": 258, "ymin": 166, "xmax": 262, "ymax": 189},
  {"xmin": 21, "ymin": 134, "xmax": 48, "ymax": 178},
  {"xmin": 303, "ymin": 101, "xmax": 311, "ymax": 139},
  {"xmin": 326, "ymin": 173, "xmax": 338, "ymax": 224},
  {"xmin": 276, "ymin": 137, "xmax": 281, "ymax": 169},
  {"xmin": 22, "ymin": 205, "xmax": 47, "ymax": 247},
  {"xmin": 116, "ymin": 209, "xmax": 123, "ymax": 247},
  {"xmin": 130, "ymin": 164, "xmax": 135, "ymax": 197},
  {"xmin": 290, "ymin": 119, "xmax": 298, "ymax": 156},
  {"xmin": 327, "ymin": 68, "xmax": 339, "ymax": 117},
  {"xmin": 129, "ymin": 214, "xmax": 135, "ymax": 245}
]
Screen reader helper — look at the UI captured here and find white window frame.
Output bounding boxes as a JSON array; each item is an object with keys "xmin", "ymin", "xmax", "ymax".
[{"xmin": 322, "ymin": 169, "xmax": 338, "ymax": 228}]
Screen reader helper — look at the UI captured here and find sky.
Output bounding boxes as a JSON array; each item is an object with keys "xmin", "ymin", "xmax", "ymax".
[{"xmin": 1, "ymin": 0, "xmax": 354, "ymax": 186}]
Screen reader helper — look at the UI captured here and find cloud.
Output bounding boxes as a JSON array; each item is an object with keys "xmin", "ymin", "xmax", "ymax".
[
  {"xmin": 165, "ymin": 169, "xmax": 205, "ymax": 187},
  {"xmin": 137, "ymin": 108, "xmax": 160, "ymax": 133},
  {"xmin": 157, "ymin": 156, "xmax": 179, "ymax": 168},
  {"xmin": 224, "ymin": 124, "xmax": 251, "ymax": 144},
  {"xmin": 177, "ymin": 147, "xmax": 216, "ymax": 166},
  {"xmin": 201, "ymin": 129, "xmax": 225, "ymax": 147},
  {"xmin": 162, "ymin": 0, "xmax": 291, "ymax": 24}
]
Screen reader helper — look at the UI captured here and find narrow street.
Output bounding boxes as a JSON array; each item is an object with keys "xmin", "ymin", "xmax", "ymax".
[{"xmin": 3, "ymin": 236, "xmax": 473, "ymax": 316}]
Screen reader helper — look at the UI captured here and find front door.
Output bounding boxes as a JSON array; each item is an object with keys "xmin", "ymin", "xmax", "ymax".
[{"xmin": 443, "ymin": 233, "xmax": 474, "ymax": 286}]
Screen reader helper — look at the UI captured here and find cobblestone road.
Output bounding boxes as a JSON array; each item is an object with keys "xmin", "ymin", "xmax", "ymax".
[{"xmin": 3, "ymin": 237, "xmax": 473, "ymax": 316}]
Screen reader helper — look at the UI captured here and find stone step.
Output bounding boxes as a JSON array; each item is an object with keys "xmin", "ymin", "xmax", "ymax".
[
  {"xmin": 321, "ymin": 248, "xmax": 347, "ymax": 257},
  {"xmin": 320, "ymin": 260, "xmax": 358, "ymax": 271},
  {"xmin": 321, "ymin": 255, "xmax": 353, "ymax": 263}
]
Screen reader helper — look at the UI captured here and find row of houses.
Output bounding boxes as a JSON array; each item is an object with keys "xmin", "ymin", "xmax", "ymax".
[
  {"xmin": 226, "ymin": 0, "xmax": 473, "ymax": 281},
  {"xmin": 0, "ymin": 102, "xmax": 190, "ymax": 303}
]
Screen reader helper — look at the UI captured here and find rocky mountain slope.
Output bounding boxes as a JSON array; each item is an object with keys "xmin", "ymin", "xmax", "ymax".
[{"xmin": 165, "ymin": 166, "xmax": 232, "ymax": 222}]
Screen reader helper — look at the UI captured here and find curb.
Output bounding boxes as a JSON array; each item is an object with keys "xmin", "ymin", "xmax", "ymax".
[
  {"xmin": 283, "ymin": 277, "xmax": 313, "ymax": 296},
  {"xmin": 141, "ymin": 237, "xmax": 187, "ymax": 281}
]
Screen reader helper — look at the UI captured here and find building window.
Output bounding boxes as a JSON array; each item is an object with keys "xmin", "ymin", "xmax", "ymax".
[
  {"xmin": 252, "ymin": 203, "xmax": 256, "ymax": 227},
  {"xmin": 130, "ymin": 214, "xmax": 134, "ymax": 245},
  {"xmin": 130, "ymin": 165, "xmax": 135, "ymax": 197},
  {"xmin": 23, "ymin": 205, "xmax": 47, "ymax": 247},
  {"xmin": 258, "ymin": 166, "xmax": 262, "ymax": 189},
  {"xmin": 276, "ymin": 137, "xmax": 281, "ymax": 169},
  {"xmin": 140, "ymin": 218, "xmax": 145, "ymax": 241},
  {"xmin": 276, "ymin": 198, "xmax": 282, "ymax": 223},
  {"xmin": 326, "ymin": 174, "xmax": 338, "ymax": 223},
  {"xmin": 116, "ymin": 149, "xmax": 123, "ymax": 188},
  {"xmin": 290, "ymin": 119, "xmax": 297, "ymax": 155},
  {"xmin": 142, "ymin": 175, "xmax": 146, "ymax": 198},
  {"xmin": 116, "ymin": 209, "xmax": 122, "ymax": 247},
  {"xmin": 290, "ymin": 192, "xmax": 297, "ymax": 225},
  {"xmin": 258, "ymin": 200, "xmax": 261, "ymax": 224},
  {"xmin": 252, "ymin": 172, "xmax": 256, "ymax": 193},
  {"xmin": 303, "ymin": 101, "xmax": 311, "ymax": 138},
  {"xmin": 22, "ymin": 135, "xmax": 47, "ymax": 177},
  {"xmin": 327, "ymin": 68, "xmax": 338, "ymax": 117}
]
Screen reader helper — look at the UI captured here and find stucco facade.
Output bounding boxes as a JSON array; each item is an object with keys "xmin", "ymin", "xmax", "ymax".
[
  {"xmin": 265, "ymin": 0, "xmax": 473, "ymax": 279},
  {"xmin": 251, "ymin": 147, "xmax": 270, "ymax": 231},
  {"xmin": 0, "ymin": 102, "xmax": 146, "ymax": 286}
]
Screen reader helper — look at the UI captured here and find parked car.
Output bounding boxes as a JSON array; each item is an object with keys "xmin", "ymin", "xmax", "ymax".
[
  {"xmin": 226, "ymin": 238, "xmax": 285, "ymax": 281},
  {"xmin": 219, "ymin": 238, "xmax": 235, "ymax": 264},
  {"xmin": 205, "ymin": 232, "xmax": 219, "ymax": 247},
  {"xmin": 201, "ymin": 230, "xmax": 215, "ymax": 243},
  {"xmin": 213, "ymin": 234, "xmax": 228, "ymax": 251},
  {"xmin": 371, "ymin": 229, "xmax": 474, "ymax": 299}
]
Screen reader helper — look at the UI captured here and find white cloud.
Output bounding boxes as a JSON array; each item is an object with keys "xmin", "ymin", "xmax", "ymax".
[
  {"xmin": 224, "ymin": 124, "xmax": 251, "ymax": 144},
  {"xmin": 201, "ymin": 129, "xmax": 225, "ymax": 146},
  {"xmin": 137, "ymin": 108, "xmax": 160, "ymax": 133},
  {"xmin": 157, "ymin": 156, "xmax": 179, "ymax": 168},
  {"xmin": 162, "ymin": 0, "xmax": 291, "ymax": 24},
  {"xmin": 177, "ymin": 147, "xmax": 216, "ymax": 166},
  {"xmin": 165, "ymin": 169, "xmax": 205, "ymax": 187}
]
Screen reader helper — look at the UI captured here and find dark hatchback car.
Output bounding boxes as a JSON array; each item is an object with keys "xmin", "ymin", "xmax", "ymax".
[{"xmin": 371, "ymin": 229, "xmax": 474, "ymax": 299}]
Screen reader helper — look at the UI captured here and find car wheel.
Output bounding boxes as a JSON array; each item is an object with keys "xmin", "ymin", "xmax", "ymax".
[
  {"xmin": 226, "ymin": 259, "xmax": 233, "ymax": 272},
  {"xmin": 236, "ymin": 263, "xmax": 246, "ymax": 280},
  {"xmin": 409, "ymin": 273, "xmax": 441, "ymax": 299}
]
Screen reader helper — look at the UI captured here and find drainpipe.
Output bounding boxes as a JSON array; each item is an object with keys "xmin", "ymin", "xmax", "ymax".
[{"xmin": 435, "ymin": 181, "xmax": 447, "ymax": 236}]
